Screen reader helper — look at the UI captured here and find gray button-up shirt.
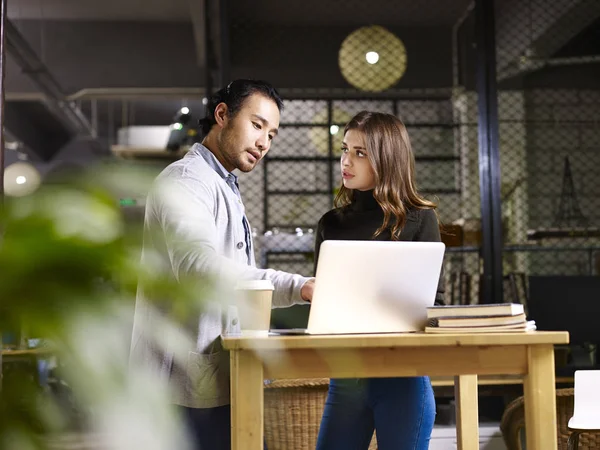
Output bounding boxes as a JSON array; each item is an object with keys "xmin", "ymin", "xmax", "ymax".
[
  {"xmin": 194, "ymin": 143, "xmax": 253, "ymax": 264},
  {"xmin": 130, "ymin": 143, "xmax": 310, "ymax": 408}
]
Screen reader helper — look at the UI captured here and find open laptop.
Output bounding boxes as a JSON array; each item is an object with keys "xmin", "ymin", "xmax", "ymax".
[{"xmin": 270, "ymin": 240, "xmax": 445, "ymax": 335}]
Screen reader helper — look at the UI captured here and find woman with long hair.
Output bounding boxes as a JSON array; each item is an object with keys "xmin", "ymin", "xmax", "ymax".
[{"xmin": 314, "ymin": 111, "xmax": 444, "ymax": 450}]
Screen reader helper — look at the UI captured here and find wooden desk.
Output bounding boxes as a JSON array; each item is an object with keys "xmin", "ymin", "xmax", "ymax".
[
  {"xmin": 1, "ymin": 348, "xmax": 52, "ymax": 357},
  {"xmin": 430, "ymin": 374, "xmax": 574, "ymax": 387},
  {"xmin": 222, "ymin": 331, "xmax": 569, "ymax": 450}
]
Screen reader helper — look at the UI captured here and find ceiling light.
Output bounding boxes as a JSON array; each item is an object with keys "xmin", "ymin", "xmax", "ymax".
[
  {"xmin": 365, "ymin": 51, "xmax": 379, "ymax": 64},
  {"xmin": 339, "ymin": 25, "xmax": 407, "ymax": 92},
  {"xmin": 4, "ymin": 161, "xmax": 41, "ymax": 197}
]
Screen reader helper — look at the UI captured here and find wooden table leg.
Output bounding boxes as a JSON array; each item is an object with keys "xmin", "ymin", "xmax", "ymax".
[
  {"xmin": 523, "ymin": 344, "xmax": 557, "ymax": 450},
  {"xmin": 230, "ymin": 349, "xmax": 264, "ymax": 450},
  {"xmin": 454, "ymin": 374, "xmax": 479, "ymax": 450}
]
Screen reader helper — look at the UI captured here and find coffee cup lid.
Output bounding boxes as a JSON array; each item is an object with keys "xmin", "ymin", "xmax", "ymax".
[{"xmin": 235, "ymin": 280, "xmax": 275, "ymax": 290}]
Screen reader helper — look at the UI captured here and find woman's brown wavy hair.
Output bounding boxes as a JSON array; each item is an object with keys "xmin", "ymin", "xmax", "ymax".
[{"xmin": 334, "ymin": 110, "xmax": 437, "ymax": 240}]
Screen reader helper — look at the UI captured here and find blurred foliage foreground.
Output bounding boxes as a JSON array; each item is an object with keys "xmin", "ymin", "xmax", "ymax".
[{"xmin": 0, "ymin": 163, "xmax": 212, "ymax": 450}]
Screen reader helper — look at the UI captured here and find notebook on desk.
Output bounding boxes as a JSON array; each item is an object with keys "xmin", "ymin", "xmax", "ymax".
[{"xmin": 270, "ymin": 240, "xmax": 445, "ymax": 335}]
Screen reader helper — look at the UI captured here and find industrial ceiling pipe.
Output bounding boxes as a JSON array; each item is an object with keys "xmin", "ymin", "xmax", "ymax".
[{"xmin": 4, "ymin": 19, "xmax": 93, "ymax": 137}]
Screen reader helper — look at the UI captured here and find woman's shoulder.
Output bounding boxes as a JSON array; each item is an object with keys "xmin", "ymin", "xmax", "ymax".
[
  {"xmin": 407, "ymin": 206, "xmax": 438, "ymax": 226},
  {"xmin": 413, "ymin": 206, "xmax": 437, "ymax": 217},
  {"xmin": 319, "ymin": 207, "xmax": 345, "ymax": 223},
  {"xmin": 317, "ymin": 206, "xmax": 351, "ymax": 228},
  {"xmin": 405, "ymin": 205, "xmax": 427, "ymax": 217}
]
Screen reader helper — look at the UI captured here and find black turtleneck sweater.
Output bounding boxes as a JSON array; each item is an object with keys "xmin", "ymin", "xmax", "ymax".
[{"xmin": 314, "ymin": 189, "xmax": 445, "ymax": 304}]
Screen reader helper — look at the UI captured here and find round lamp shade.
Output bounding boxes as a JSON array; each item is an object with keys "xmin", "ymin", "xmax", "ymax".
[
  {"xmin": 339, "ymin": 25, "xmax": 407, "ymax": 92},
  {"xmin": 309, "ymin": 107, "xmax": 353, "ymax": 156},
  {"xmin": 4, "ymin": 161, "xmax": 42, "ymax": 197}
]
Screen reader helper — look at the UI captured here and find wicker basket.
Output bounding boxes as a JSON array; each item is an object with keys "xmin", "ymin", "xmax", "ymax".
[
  {"xmin": 264, "ymin": 378, "xmax": 377, "ymax": 450},
  {"xmin": 500, "ymin": 388, "xmax": 600, "ymax": 450}
]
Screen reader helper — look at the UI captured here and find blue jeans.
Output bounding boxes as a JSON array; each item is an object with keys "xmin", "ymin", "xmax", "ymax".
[{"xmin": 316, "ymin": 377, "xmax": 435, "ymax": 450}]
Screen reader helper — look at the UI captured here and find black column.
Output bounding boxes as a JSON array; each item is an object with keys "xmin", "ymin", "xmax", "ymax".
[
  {"xmin": 218, "ymin": 0, "xmax": 230, "ymax": 88},
  {"xmin": 0, "ymin": 0, "xmax": 7, "ymax": 390},
  {"xmin": 203, "ymin": 0, "xmax": 214, "ymax": 98},
  {"xmin": 475, "ymin": 0, "xmax": 503, "ymax": 304}
]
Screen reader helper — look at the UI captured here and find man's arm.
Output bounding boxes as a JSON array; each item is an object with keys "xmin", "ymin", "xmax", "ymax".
[{"xmin": 151, "ymin": 176, "xmax": 312, "ymax": 306}]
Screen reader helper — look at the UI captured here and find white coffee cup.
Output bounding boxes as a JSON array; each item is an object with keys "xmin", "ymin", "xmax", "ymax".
[{"xmin": 234, "ymin": 280, "xmax": 274, "ymax": 334}]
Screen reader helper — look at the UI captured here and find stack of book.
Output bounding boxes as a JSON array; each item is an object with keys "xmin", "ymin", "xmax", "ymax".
[{"xmin": 424, "ymin": 303, "xmax": 536, "ymax": 333}]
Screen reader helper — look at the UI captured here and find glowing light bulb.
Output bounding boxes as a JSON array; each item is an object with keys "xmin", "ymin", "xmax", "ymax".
[{"xmin": 365, "ymin": 51, "xmax": 380, "ymax": 64}]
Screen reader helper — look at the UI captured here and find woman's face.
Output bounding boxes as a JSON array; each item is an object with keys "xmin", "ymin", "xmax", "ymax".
[{"xmin": 340, "ymin": 129, "xmax": 376, "ymax": 191}]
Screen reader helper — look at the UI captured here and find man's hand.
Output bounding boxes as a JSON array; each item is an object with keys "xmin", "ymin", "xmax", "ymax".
[{"xmin": 301, "ymin": 278, "xmax": 315, "ymax": 302}]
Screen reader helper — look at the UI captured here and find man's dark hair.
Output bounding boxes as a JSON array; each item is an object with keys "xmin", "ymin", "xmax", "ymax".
[{"xmin": 198, "ymin": 79, "xmax": 284, "ymax": 135}]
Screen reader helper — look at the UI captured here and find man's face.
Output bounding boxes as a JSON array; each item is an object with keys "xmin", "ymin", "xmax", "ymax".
[{"xmin": 217, "ymin": 93, "xmax": 280, "ymax": 173}]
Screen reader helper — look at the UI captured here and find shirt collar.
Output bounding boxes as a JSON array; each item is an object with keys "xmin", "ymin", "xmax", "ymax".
[{"xmin": 188, "ymin": 142, "xmax": 238, "ymax": 185}]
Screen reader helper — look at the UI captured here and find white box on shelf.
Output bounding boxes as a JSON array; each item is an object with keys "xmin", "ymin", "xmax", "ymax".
[{"xmin": 117, "ymin": 126, "xmax": 171, "ymax": 149}]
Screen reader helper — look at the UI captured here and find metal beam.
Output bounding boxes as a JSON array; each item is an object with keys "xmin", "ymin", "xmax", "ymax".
[
  {"xmin": 499, "ymin": 0, "xmax": 600, "ymax": 80},
  {"xmin": 64, "ymin": 86, "xmax": 455, "ymax": 101},
  {"xmin": 5, "ymin": 19, "xmax": 93, "ymax": 137},
  {"xmin": 189, "ymin": 0, "xmax": 215, "ymax": 95},
  {"xmin": 203, "ymin": 0, "xmax": 214, "ymax": 97},
  {"xmin": 475, "ymin": 0, "xmax": 503, "ymax": 304},
  {"xmin": 189, "ymin": 0, "xmax": 207, "ymax": 68},
  {"xmin": 530, "ymin": 1, "xmax": 600, "ymax": 60},
  {"xmin": 502, "ymin": 55, "xmax": 600, "ymax": 80},
  {"xmin": 67, "ymin": 87, "xmax": 206, "ymax": 101},
  {"xmin": 217, "ymin": 0, "xmax": 230, "ymax": 87},
  {"xmin": 189, "ymin": 0, "xmax": 230, "ymax": 93}
]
